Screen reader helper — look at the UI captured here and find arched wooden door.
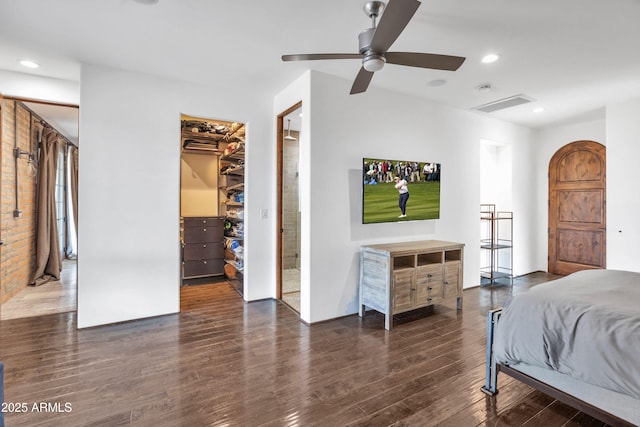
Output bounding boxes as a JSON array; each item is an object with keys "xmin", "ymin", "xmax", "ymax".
[{"xmin": 548, "ymin": 140, "xmax": 606, "ymax": 275}]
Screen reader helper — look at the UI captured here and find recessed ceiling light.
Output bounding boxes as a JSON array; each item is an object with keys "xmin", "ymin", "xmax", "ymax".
[
  {"xmin": 476, "ymin": 83, "xmax": 492, "ymax": 92},
  {"xmin": 19, "ymin": 59, "xmax": 39, "ymax": 69},
  {"xmin": 533, "ymin": 107, "xmax": 545, "ymax": 113},
  {"xmin": 427, "ymin": 79, "xmax": 447, "ymax": 87},
  {"xmin": 481, "ymin": 54, "xmax": 500, "ymax": 64}
]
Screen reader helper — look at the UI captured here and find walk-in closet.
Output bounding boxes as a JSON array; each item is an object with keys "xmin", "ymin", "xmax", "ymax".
[{"xmin": 180, "ymin": 114, "xmax": 245, "ymax": 295}]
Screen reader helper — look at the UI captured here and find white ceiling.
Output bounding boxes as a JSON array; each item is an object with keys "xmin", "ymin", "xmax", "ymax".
[{"xmin": 1, "ymin": 0, "xmax": 640, "ymax": 132}]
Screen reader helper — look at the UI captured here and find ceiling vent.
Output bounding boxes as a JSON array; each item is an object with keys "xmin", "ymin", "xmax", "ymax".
[{"xmin": 472, "ymin": 94, "xmax": 535, "ymax": 113}]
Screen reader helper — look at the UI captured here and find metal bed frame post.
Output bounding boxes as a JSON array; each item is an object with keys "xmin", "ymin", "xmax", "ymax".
[{"xmin": 481, "ymin": 308, "xmax": 502, "ymax": 395}]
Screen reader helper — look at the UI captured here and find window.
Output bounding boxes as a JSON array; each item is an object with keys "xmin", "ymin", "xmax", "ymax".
[{"xmin": 55, "ymin": 147, "xmax": 66, "ymax": 256}]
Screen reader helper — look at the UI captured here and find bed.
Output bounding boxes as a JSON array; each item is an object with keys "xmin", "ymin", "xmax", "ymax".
[{"xmin": 481, "ymin": 269, "xmax": 640, "ymax": 426}]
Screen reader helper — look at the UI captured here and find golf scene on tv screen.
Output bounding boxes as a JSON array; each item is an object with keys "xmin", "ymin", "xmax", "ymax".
[{"xmin": 362, "ymin": 158, "xmax": 441, "ymax": 224}]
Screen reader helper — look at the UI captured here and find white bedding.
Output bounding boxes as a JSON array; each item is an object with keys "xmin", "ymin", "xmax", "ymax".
[{"xmin": 494, "ymin": 269, "xmax": 640, "ymax": 399}]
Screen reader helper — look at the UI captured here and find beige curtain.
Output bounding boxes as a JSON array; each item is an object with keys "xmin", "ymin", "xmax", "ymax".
[
  {"xmin": 69, "ymin": 145, "xmax": 78, "ymax": 238},
  {"xmin": 31, "ymin": 126, "xmax": 62, "ymax": 286}
]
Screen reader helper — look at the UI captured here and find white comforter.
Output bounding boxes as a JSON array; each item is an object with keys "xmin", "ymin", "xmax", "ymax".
[{"xmin": 494, "ymin": 269, "xmax": 640, "ymax": 399}]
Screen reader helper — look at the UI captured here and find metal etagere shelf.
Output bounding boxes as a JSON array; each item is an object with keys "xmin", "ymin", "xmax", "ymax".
[{"xmin": 480, "ymin": 204, "xmax": 513, "ymax": 286}]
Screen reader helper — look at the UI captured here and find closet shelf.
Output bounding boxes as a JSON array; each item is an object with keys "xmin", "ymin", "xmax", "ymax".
[
  {"xmin": 182, "ymin": 130, "xmax": 225, "ymax": 142},
  {"xmin": 221, "ymin": 148, "xmax": 245, "ymax": 162},
  {"xmin": 221, "ymin": 183, "xmax": 244, "ymax": 192},
  {"xmin": 220, "ymin": 168, "xmax": 244, "ymax": 176}
]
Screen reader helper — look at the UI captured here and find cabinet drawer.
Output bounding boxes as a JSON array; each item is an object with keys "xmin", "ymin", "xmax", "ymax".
[
  {"xmin": 183, "ymin": 225, "xmax": 223, "ymax": 243},
  {"xmin": 416, "ymin": 281, "xmax": 443, "ymax": 305},
  {"xmin": 415, "ymin": 265, "xmax": 444, "ymax": 305},
  {"xmin": 415, "ymin": 265, "xmax": 443, "ymax": 283},
  {"xmin": 183, "ymin": 259, "xmax": 224, "ymax": 277},
  {"xmin": 183, "ymin": 243, "xmax": 224, "ymax": 261},
  {"xmin": 183, "ymin": 217, "xmax": 223, "ymax": 228}
]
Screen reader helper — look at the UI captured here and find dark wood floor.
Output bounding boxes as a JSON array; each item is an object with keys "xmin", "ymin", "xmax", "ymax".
[{"xmin": 0, "ymin": 272, "xmax": 610, "ymax": 426}]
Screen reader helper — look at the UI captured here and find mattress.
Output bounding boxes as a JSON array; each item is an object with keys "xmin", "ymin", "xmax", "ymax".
[{"xmin": 494, "ymin": 269, "xmax": 640, "ymax": 399}]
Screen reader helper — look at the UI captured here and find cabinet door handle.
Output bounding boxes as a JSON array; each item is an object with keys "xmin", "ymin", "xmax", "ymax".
[
  {"xmin": 411, "ymin": 288, "xmax": 416, "ymax": 291},
  {"xmin": 203, "ymin": 260, "xmax": 207, "ymax": 264},
  {"xmin": 203, "ymin": 228, "xmax": 207, "ymax": 232},
  {"xmin": 427, "ymin": 273, "xmax": 432, "ymax": 278},
  {"xmin": 444, "ymin": 281, "xmax": 449, "ymax": 285},
  {"xmin": 427, "ymin": 286, "xmax": 433, "ymax": 291},
  {"xmin": 203, "ymin": 244, "xmax": 207, "ymax": 248},
  {"xmin": 427, "ymin": 297, "xmax": 432, "ymax": 302}
]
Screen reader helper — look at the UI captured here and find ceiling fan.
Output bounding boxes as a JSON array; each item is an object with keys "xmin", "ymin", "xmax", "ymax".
[{"xmin": 282, "ymin": 0, "xmax": 465, "ymax": 95}]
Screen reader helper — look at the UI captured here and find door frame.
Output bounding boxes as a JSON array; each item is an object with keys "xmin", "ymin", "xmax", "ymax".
[{"xmin": 276, "ymin": 101, "xmax": 302, "ymax": 300}]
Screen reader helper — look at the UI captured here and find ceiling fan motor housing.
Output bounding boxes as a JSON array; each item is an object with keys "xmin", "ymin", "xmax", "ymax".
[{"xmin": 358, "ymin": 27, "xmax": 376, "ymax": 54}]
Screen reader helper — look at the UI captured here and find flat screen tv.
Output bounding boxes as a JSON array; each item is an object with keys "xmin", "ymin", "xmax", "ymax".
[{"xmin": 362, "ymin": 158, "xmax": 441, "ymax": 224}]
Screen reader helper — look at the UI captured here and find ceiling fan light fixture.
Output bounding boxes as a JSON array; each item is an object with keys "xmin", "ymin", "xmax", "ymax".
[
  {"xmin": 363, "ymin": 55, "xmax": 385, "ymax": 72},
  {"xmin": 427, "ymin": 79, "xmax": 447, "ymax": 87}
]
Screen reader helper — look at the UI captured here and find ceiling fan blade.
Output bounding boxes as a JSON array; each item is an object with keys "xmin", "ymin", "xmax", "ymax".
[
  {"xmin": 370, "ymin": 0, "xmax": 421, "ymax": 53},
  {"xmin": 385, "ymin": 52, "xmax": 466, "ymax": 71},
  {"xmin": 350, "ymin": 67, "xmax": 374, "ymax": 94},
  {"xmin": 282, "ymin": 53, "xmax": 362, "ymax": 61}
]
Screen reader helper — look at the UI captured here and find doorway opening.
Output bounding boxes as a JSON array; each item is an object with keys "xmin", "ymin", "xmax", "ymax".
[
  {"xmin": 178, "ymin": 114, "xmax": 246, "ymax": 304},
  {"xmin": 277, "ymin": 102, "xmax": 302, "ymax": 313},
  {"xmin": 479, "ymin": 139, "xmax": 513, "ymax": 287},
  {"xmin": 0, "ymin": 97, "xmax": 79, "ymax": 320}
]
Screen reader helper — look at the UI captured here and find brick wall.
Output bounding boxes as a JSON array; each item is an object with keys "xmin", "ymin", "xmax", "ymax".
[{"xmin": 1, "ymin": 100, "xmax": 38, "ymax": 304}]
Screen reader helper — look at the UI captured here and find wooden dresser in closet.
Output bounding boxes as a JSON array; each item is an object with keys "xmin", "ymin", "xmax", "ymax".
[{"xmin": 182, "ymin": 216, "xmax": 225, "ymax": 278}]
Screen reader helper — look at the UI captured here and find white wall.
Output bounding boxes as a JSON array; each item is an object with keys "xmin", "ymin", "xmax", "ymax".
[
  {"xmin": 78, "ymin": 64, "xmax": 274, "ymax": 328},
  {"xmin": 76, "ymin": 64, "xmax": 616, "ymax": 328},
  {"xmin": 534, "ymin": 118, "xmax": 606, "ymax": 271},
  {"xmin": 0, "ymin": 70, "xmax": 80, "ymax": 105},
  {"xmin": 303, "ymin": 71, "xmax": 537, "ymax": 323},
  {"xmin": 606, "ymin": 98, "xmax": 640, "ymax": 271}
]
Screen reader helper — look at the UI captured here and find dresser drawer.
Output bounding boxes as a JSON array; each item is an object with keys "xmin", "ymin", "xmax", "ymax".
[
  {"xmin": 183, "ymin": 225, "xmax": 223, "ymax": 243},
  {"xmin": 183, "ymin": 259, "xmax": 225, "ymax": 277},
  {"xmin": 183, "ymin": 243, "xmax": 224, "ymax": 261},
  {"xmin": 183, "ymin": 217, "xmax": 224, "ymax": 228}
]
